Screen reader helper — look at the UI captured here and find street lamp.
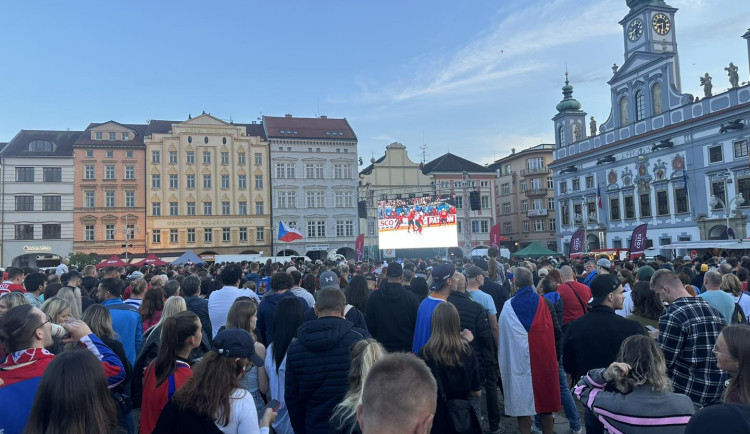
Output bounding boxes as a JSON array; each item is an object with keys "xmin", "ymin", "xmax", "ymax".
[
  {"xmin": 709, "ymin": 192, "xmax": 745, "ymax": 238},
  {"xmin": 122, "ymin": 216, "xmax": 141, "ymax": 261}
]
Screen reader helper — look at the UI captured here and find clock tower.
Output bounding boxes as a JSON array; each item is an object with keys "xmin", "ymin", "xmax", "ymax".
[{"xmin": 619, "ymin": 0, "xmax": 680, "ymax": 90}]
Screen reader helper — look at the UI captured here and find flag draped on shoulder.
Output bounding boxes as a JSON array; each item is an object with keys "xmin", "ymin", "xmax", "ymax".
[{"xmin": 278, "ymin": 220, "xmax": 303, "ymax": 242}]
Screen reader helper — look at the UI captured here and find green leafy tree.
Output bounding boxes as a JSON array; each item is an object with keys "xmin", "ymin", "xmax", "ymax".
[{"xmin": 68, "ymin": 252, "xmax": 101, "ymax": 268}]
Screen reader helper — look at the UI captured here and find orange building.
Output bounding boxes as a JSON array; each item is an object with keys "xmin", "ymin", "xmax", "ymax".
[{"xmin": 72, "ymin": 121, "xmax": 147, "ymax": 258}]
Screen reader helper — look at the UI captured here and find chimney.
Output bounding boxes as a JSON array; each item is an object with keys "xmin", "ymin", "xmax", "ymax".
[
  {"xmin": 285, "ymin": 114, "xmax": 292, "ymax": 118},
  {"xmin": 320, "ymin": 115, "xmax": 328, "ymax": 119},
  {"xmin": 511, "ymin": 148, "xmax": 516, "ymax": 154}
]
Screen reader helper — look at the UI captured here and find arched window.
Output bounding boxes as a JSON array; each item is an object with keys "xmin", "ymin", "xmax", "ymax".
[
  {"xmin": 652, "ymin": 82, "xmax": 663, "ymax": 115},
  {"xmin": 635, "ymin": 90, "xmax": 645, "ymax": 121},
  {"xmin": 558, "ymin": 125, "xmax": 566, "ymax": 147},
  {"xmin": 619, "ymin": 96, "xmax": 629, "ymax": 126}
]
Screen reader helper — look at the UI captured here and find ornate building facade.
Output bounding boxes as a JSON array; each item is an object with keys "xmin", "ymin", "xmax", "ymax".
[
  {"xmin": 265, "ymin": 115, "xmax": 359, "ymax": 260},
  {"xmin": 551, "ymin": 0, "xmax": 750, "ymax": 257},
  {"xmin": 144, "ymin": 114, "xmax": 271, "ymax": 258},
  {"xmin": 73, "ymin": 122, "xmax": 147, "ymax": 258}
]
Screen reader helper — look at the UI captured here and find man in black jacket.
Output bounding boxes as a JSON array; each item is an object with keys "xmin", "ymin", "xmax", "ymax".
[
  {"xmin": 286, "ymin": 287, "xmax": 370, "ymax": 434},
  {"xmin": 447, "ymin": 272, "xmax": 501, "ymax": 433},
  {"xmin": 563, "ymin": 273, "xmax": 645, "ymax": 434},
  {"xmin": 181, "ymin": 275, "xmax": 212, "ymax": 339},
  {"xmin": 365, "ymin": 262, "xmax": 419, "ymax": 353}
]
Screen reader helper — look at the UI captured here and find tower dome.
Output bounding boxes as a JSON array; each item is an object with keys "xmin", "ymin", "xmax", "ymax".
[{"xmin": 556, "ymin": 72, "xmax": 582, "ymax": 113}]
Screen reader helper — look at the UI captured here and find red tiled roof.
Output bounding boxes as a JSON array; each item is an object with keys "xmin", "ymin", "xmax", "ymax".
[{"xmin": 263, "ymin": 116, "xmax": 357, "ymax": 141}]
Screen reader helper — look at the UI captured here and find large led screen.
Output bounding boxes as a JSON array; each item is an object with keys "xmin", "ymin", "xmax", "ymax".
[{"xmin": 377, "ymin": 195, "xmax": 458, "ymax": 249}]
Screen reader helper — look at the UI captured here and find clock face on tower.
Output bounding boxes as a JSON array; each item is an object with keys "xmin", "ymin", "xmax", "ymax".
[
  {"xmin": 652, "ymin": 13, "xmax": 670, "ymax": 35},
  {"xmin": 628, "ymin": 19, "xmax": 643, "ymax": 41}
]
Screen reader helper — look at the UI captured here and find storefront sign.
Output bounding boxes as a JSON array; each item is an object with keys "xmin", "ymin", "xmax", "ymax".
[
  {"xmin": 23, "ymin": 246, "xmax": 52, "ymax": 252},
  {"xmin": 306, "ymin": 244, "xmax": 330, "ymax": 251}
]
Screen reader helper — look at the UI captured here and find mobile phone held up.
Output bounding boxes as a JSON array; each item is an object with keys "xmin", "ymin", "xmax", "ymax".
[{"xmin": 264, "ymin": 399, "xmax": 282, "ymax": 412}]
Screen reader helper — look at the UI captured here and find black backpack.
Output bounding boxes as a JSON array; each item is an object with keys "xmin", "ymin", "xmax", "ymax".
[{"xmin": 731, "ymin": 295, "xmax": 747, "ymax": 324}]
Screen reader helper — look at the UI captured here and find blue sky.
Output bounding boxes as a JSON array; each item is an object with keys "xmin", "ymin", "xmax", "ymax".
[{"xmin": 1, "ymin": 0, "xmax": 748, "ymax": 167}]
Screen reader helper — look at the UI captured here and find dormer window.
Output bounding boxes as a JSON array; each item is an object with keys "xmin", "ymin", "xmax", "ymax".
[
  {"xmin": 95, "ymin": 132, "xmax": 102, "ymax": 140},
  {"xmin": 28, "ymin": 140, "xmax": 54, "ymax": 152},
  {"xmin": 109, "ymin": 132, "xmax": 116, "ymax": 141},
  {"xmin": 122, "ymin": 132, "xmax": 130, "ymax": 140}
]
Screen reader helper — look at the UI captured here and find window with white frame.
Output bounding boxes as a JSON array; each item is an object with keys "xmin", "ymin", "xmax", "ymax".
[
  {"xmin": 502, "ymin": 202, "xmax": 511, "ymax": 214},
  {"xmin": 221, "ymin": 175, "xmax": 230, "ymax": 189},
  {"xmin": 186, "ymin": 174, "xmax": 195, "ymax": 189},
  {"xmin": 104, "ymin": 165, "xmax": 114, "ymax": 180},
  {"xmin": 481, "ymin": 195, "xmax": 489, "ymax": 209},
  {"xmin": 85, "ymin": 191, "xmax": 95, "ymax": 208},
  {"xmin": 169, "ymin": 151, "xmax": 178, "ymax": 164},
  {"xmin": 187, "ymin": 202, "xmax": 196, "ymax": 215},
  {"xmin": 335, "ymin": 191, "xmax": 353, "ymax": 208},
  {"xmin": 548, "ymin": 198, "xmax": 555, "ymax": 210},
  {"xmin": 255, "ymin": 201, "xmax": 264, "ymax": 215},
  {"xmin": 151, "ymin": 174, "xmax": 161, "ymax": 188},
  {"xmin": 170, "ymin": 202, "xmax": 178, "ymax": 216},
  {"xmin": 170, "ymin": 229, "xmax": 178, "ymax": 243},
  {"xmin": 186, "ymin": 151, "xmax": 195, "ymax": 164},
  {"xmin": 256, "ymin": 227, "xmax": 265, "ymax": 241},
  {"xmin": 305, "ymin": 163, "xmax": 324, "ymax": 179},
  {"xmin": 204, "ymin": 228, "xmax": 213, "ymax": 243},
  {"xmin": 152, "ymin": 151, "xmax": 160, "ymax": 164},
  {"xmin": 169, "ymin": 174, "xmax": 178, "ymax": 189},
  {"xmin": 203, "ymin": 174, "xmax": 211, "ymax": 189},
  {"xmin": 306, "ymin": 191, "xmax": 325, "ymax": 208},
  {"xmin": 125, "ymin": 166, "xmax": 134, "ymax": 180},
  {"xmin": 203, "ymin": 202, "xmax": 213, "ymax": 215},
  {"xmin": 221, "ymin": 152, "xmax": 229, "ymax": 165},
  {"xmin": 222, "ymin": 227, "xmax": 231, "ymax": 242},
  {"xmin": 502, "ymin": 222, "xmax": 512, "ymax": 234},
  {"xmin": 238, "ymin": 153, "xmax": 246, "ymax": 165},
  {"xmin": 238, "ymin": 201, "xmax": 247, "ymax": 215},
  {"xmin": 521, "ymin": 200, "xmax": 528, "ymax": 212},
  {"xmin": 255, "ymin": 175, "xmax": 263, "ymax": 189},
  {"xmin": 105, "ymin": 191, "xmax": 115, "ymax": 207},
  {"xmin": 534, "ymin": 220, "xmax": 545, "ymax": 232},
  {"xmin": 105, "ymin": 225, "xmax": 115, "ymax": 240},
  {"xmin": 85, "ymin": 165, "xmax": 95, "ymax": 179},
  {"xmin": 187, "ymin": 229, "xmax": 196, "ymax": 243},
  {"xmin": 336, "ymin": 220, "xmax": 355, "ymax": 237},
  {"xmin": 734, "ymin": 140, "xmax": 748, "ymax": 159},
  {"xmin": 222, "ymin": 201, "xmax": 230, "ymax": 215},
  {"xmin": 550, "ymin": 219, "xmax": 556, "ymax": 231},
  {"xmin": 85, "ymin": 225, "xmax": 95, "ymax": 241},
  {"xmin": 334, "ymin": 164, "xmax": 352, "ymax": 179},
  {"xmin": 523, "ymin": 220, "xmax": 530, "ymax": 232},
  {"xmin": 239, "ymin": 227, "xmax": 247, "ymax": 242},
  {"xmin": 152, "ymin": 229, "xmax": 161, "ymax": 243},
  {"xmin": 307, "ymin": 220, "xmax": 326, "ymax": 238},
  {"xmin": 203, "ymin": 151, "xmax": 211, "ymax": 164},
  {"xmin": 152, "ymin": 202, "xmax": 161, "ymax": 216},
  {"xmin": 254, "ymin": 153, "xmax": 262, "ymax": 166},
  {"xmin": 238, "ymin": 174, "xmax": 247, "ymax": 189}
]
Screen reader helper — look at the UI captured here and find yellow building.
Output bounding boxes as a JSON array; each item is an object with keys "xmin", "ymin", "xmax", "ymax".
[{"xmin": 144, "ymin": 114, "xmax": 271, "ymax": 258}]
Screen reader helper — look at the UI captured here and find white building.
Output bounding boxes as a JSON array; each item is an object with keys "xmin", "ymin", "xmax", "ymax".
[
  {"xmin": 264, "ymin": 115, "xmax": 359, "ymax": 260},
  {"xmin": 0, "ymin": 130, "xmax": 80, "ymax": 267}
]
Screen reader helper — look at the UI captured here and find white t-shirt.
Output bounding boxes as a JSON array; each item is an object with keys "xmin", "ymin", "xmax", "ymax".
[
  {"xmin": 734, "ymin": 293, "xmax": 750, "ymax": 319},
  {"xmin": 55, "ymin": 263, "xmax": 68, "ymax": 276},
  {"xmin": 209, "ymin": 286, "xmax": 260, "ymax": 338},
  {"xmin": 215, "ymin": 388, "xmax": 269, "ymax": 434}
]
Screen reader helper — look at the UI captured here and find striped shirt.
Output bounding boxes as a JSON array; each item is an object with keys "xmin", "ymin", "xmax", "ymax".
[
  {"xmin": 574, "ymin": 368, "xmax": 695, "ymax": 434},
  {"xmin": 659, "ymin": 296, "xmax": 727, "ymax": 406}
]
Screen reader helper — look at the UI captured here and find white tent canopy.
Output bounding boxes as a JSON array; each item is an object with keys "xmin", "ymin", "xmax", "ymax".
[{"xmin": 656, "ymin": 240, "xmax": 750, "ymax": 250}]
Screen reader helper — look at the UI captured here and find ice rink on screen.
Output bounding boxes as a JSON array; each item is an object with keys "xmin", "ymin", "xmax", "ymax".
[{"xmin": 378, "ymin": 223, "xmax": 458, "ymax": 249}]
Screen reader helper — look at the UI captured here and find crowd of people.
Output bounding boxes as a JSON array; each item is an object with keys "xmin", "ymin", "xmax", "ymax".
[{"xmin": 2, "ymin": 249, "xmax": 750, "ymax": 433}]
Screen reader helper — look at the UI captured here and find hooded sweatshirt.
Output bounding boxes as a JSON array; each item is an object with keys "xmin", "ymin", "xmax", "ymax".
[
  {"xmin": 365, "ymin": 281, "xmax": 419, "ymax": 352},
  {"xmin": 285, "ymin": 316, "xmax": 369, "ymax": 434}
]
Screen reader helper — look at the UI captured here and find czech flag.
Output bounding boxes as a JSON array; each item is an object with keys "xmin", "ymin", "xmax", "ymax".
[
  {"xmin": 597, "ymin": 185, "xmax": 603, "ymax": 209},
  {"xmin": 278, "ymin": 220, "xmax": 303, "ymax": 242}
]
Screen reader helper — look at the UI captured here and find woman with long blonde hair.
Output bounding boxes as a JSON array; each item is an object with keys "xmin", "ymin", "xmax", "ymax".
[
  {"xmin": 574, "ymin": 335, "xmax": 695, "ymax": 433},
  {"xmin": 56, "ymin": 286, "xmax": 82, "ymax": 319},
  {"xmin": 418, "ymin": 302, "xmax": 482, "ymax": 434},
  {"xmin": 330, "ymin": 339, "xmax": 387, "ymax": 434}
]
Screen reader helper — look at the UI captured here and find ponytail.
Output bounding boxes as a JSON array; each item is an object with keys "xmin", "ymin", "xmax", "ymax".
[{"xmin": 154, "ymin": 310, "xmax": 199, "ymax": 386}]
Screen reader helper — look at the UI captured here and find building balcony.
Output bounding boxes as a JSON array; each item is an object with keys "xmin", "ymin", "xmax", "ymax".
[
  {"xmin": 524, "ymin": 188, "xmax": 549, "ymax": 197},
  {"xmin": 526, "ymin": 209, "xmax": 549, "ymax": 217},
  {"xmin": 520, "ymin": 167, "xmax": 551, "ymax": 177}
]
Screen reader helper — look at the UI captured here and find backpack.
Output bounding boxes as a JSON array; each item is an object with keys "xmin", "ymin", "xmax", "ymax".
[{"xmin": 732, "ymin": 302, "xmax": 747, "ymax": 324}]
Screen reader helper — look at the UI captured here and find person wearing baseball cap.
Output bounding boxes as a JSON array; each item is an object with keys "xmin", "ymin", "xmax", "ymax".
[
  {"xmin": 152, "ymin": 328, "xmax": 276, "ymax": 433},
  {"xmin": 365, "ymin": 262, "xmax": 420, "ymax": 353},
  {"xmin": 562, "ymin": 274, "xmax": 646, "ymax": 434},
  {"xmin": 412, "ymin": 263, "xmax": 456, "ymax": 354}
]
